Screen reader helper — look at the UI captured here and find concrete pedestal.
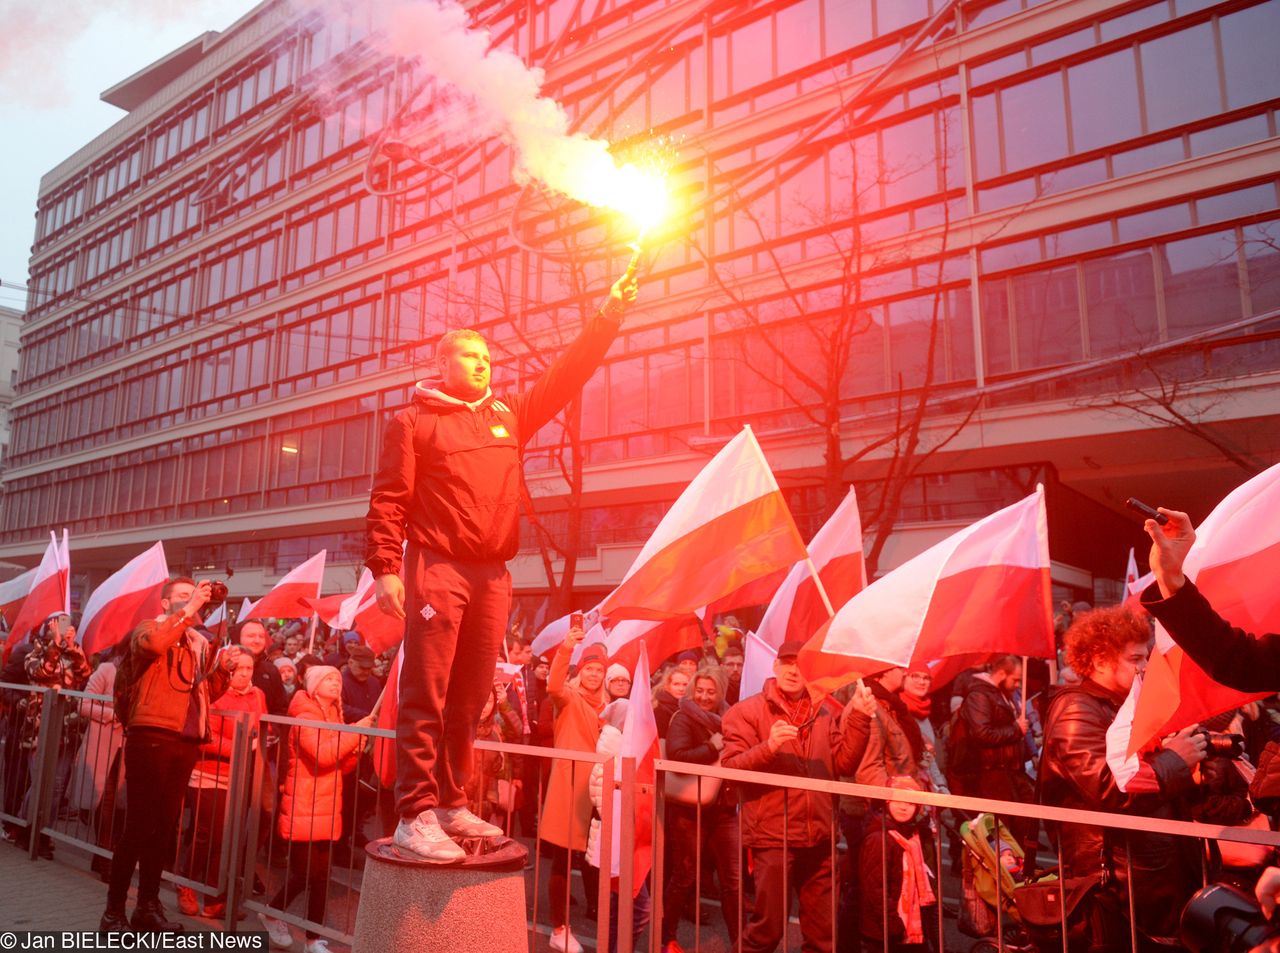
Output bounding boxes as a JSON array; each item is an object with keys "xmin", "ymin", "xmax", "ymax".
[{"xmin": 352, "ymin": 836, "xmax": 529, "ymax": 953}]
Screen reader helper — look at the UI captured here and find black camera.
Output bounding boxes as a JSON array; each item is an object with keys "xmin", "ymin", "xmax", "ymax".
[
  {"xmin": 1181, "ymin": 883, "xmax": 1280, "ymax": 953},
  {"xmin": 1198, "ymin": 729, "xmax": 1246, "ymax": 759},
  {"xmin": 207, "ymin": 580, "xmax": 229, "ymax": 607}
]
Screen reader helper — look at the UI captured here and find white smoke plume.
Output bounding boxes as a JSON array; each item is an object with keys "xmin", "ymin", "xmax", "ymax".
[{"xmin": 306, "ymin": 0, "xmax": 666, "ymax": 226}]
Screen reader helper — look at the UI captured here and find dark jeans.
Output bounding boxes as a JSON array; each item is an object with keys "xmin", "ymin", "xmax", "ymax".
[
  {"xmin": 608, "ymin": 882, "xmax": 651, "ymax": 953},
  {"xmin": 837, "ymin": 812, "xmax": 866, "ymax": 953},
  {"xmin": 268, "ymin": 841, "xmax": 333, "ymax": 939},
  {"xmin": 743, "ymin": 844, "xmax": 835, "ymax": 953},
  {"xmin": 662, "ymin": 803, "xmax": 741, "ymax": 944},
  {"xmin": 181, "ymin": 783, "xmax": 232, "ymax": 889},
  {"xmin": 396, "ymin": 546, "xmax": 510, "ymax": 818},
  {"xmin": 106, "ymin": 730, "xmax": 200, "ymax": 911},
  {"xmin": 544, "ymin": 841, "xmax": 599, "ymax": 929}
]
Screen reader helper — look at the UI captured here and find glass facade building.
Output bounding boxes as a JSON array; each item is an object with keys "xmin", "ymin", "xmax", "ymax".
[{"xmin": 5, "ymin": 0, "xmax": 1280, "ymax": 607}]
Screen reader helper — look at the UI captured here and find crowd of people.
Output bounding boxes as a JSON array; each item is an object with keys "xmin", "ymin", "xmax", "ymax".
[{"xmin": 2, "ymin": 532, "xmax": 1280, "ymax": 952}]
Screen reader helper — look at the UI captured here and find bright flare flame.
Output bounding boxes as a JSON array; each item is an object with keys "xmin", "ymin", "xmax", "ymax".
[{"xmin": 570, "ymin": 148, "xmax": 673, "ymax": 236}]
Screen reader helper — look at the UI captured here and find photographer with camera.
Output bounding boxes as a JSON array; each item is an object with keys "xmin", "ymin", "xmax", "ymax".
[{"xmin": 99, "ymin": 577, "xmax": 246, "ymax": 933}]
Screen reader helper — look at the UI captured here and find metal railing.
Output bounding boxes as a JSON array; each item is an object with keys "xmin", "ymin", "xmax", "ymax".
[{"xmin": 4, "ymin": 683, "xmax": 1280, "ymax": 953}]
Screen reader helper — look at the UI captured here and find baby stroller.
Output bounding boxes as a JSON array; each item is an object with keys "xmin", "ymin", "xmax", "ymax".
[{"xmin": 957, "ymin": 813, "xmax": 1099, "ymax": 953}]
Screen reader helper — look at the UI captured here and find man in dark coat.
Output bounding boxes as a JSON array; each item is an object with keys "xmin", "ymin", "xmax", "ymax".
[
  {"xmin": 721, "ymin": 641, "xmax": 875, "ymax": 953},
  {"xmin": 949, "ymin": 654, "xmax": 1037, "ymax": 846},
  {"xmin": 365, "ymin": 272, "xmax": 636, "ymax": 862}
]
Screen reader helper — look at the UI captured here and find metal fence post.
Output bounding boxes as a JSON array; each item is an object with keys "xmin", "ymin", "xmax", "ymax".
[
  {"xmin": 618, "ymin": 754, "xmax": 636, "ymax": 953},
  {"xmin": 235, "ymin": 720, "xmax": 266, "ymax": 930},
  {"xmin": 597, "ymin": 755, "xmax": 615, "ymax": 953},
  {"xmin": 222, "ymin": 712, "xmax": 252, "ymax": 931},
  {"xmin": 28, "ymin": 687, "xmax": 60, "ymax": 860}
]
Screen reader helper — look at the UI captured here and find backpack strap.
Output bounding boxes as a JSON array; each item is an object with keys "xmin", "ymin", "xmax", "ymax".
[{"xmin": 411, "ymin": 403, "xmax": 439, "ymax": 457}]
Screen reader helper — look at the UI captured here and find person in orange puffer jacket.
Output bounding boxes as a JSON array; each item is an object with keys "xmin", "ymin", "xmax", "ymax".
[{"xmin": 259, "ymin": 665, "xmax": 373, "ymax": 953}]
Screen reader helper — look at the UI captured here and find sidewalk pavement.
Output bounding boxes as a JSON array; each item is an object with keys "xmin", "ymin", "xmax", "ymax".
[{"xmin": 0, "ymin": 840, "xmax": 206, "ymax": 932}]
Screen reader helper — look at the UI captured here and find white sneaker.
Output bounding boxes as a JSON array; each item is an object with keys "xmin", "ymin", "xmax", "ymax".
[
  {"xmin": 303, "ymin": 940, "xmax": 333, "ymax": 953},
  {"xmin": 435, "ymin": 805, "xmax": 502, "ymax": 838},
  {"xmin": 393, "ymin": 811, "xmax": 466, "ymax": 862},
  {"xmin": 549, "ymin": 925, "xmax": 583, "ymax": 953},
  {"xmin": 258, "ymin": 912, "xmax": 293, "ymax": 949}
]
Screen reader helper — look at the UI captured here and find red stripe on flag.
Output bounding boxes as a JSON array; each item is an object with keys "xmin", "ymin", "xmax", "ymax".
[
  {"xmin": 601, "ymin": 493, "xmax": 807, "ymax": 621},
  {"xmin": 6, "ymin": 571, "xmax": 67, "ymax": 656},
  {"xmin": 246, "ymin": 582, "xmax": 322, "ymax": 622},
  {"xmin": 80, "ymin": 584, "xmax": 164, "ymax": 657},
  {"xmin": 913, "ymin": 564, "xmax": 1055, "ymax": 661},
  {"xmin": 608, "ymin": 618, "xmax": 702, "ymax": 672},
  {"xmin": 785, "ymin": 550, "xmax": 866, "ymax": 645}
]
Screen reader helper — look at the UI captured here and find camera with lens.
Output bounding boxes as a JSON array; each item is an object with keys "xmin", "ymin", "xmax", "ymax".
[
  {"xmin": 207, "ymin": 580, "xmax": 229, "ymax": 607},
  {"xmin": 1197, "ymin": 729, "xmax": 1246, "ymax": 759},
  {"xmin": 1182, "ymin": 883, "xmax": 1280, "ymax": 953}
]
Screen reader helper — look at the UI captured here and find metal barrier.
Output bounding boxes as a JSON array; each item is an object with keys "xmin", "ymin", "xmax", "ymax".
[{"xmin": 7, "ymin": 687, "xmax": 1280, "ymax": 953}]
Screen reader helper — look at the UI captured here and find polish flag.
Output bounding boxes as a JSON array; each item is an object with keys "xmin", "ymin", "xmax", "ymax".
[
  {"xmin": 756, "ymin": 488, "xmax": 866, "ymax": 652},
  {"xmin": 0, "ymin": 568, "xmax": 37, "ymax": 627},
  {"xmin": 5, "ymin": 532, "xmax": 71, "ymax": 657},
  {"xmin": 803, "ymin": 487, "xmax": 1054, "ymax": 692},
  {"xmin": 602, "ymin": 616, "xmax": 702, "ymax": 672},
  {"xmin": 739, "ymin": 630, "xmax": 776, "ymax": 699},
  {"xmin": 609, "ymin": 643, "xmax": 658, "ymax": 894},
  {"xmin": 78, "ymin": 542, "xmax": 170, "ymax": 657},
  {"xmin": 375, "ymin": 643, "xmax": 404, "ymax": 788},
  {"xmin": 1122, "ymin": 547, "xmax": 1151, "ymax": 611},
  {"xmin": 1124, "ymin": 464, "xmax": 1280, "ymax": 755},
  {"xmin": 234, "ymin": 597, "xmax": 256, "ymax": 626},
  {"xmin": 530, "ymin": 612, "xmax": 573, "ymax": 659},
  {"xmin": 244, "ymin": 551, "xmax": 326, "ymax": 621},
  {"xmin": 343, "ymin": 570, "xmax": 405, "ymax": 654},
  {"xmin": 600, "ymin": 427, "xmax": 808, "ymax": 622}
]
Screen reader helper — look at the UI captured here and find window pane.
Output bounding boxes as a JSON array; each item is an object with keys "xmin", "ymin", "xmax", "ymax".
[
  {"xmin": 1011, "ymin": 265, "xmax": 1082, "ymax": 369},
  {"xmin": 1244, "ymin": 222, "xmax": 1280, "ymax": 315},
  {"xmin": 1159, "ymin": 229, "xmax": 1242, "ymax": 338},
  {"xmin": 980, "ymin": 279, "xmax": 1012, "ymax": 375},
  {"xmin": 1220, "ymin": 2, "xmax": 1280, "ymax": 110},
  {"xmin": 1084, "ymin": 251, "xmax": 1159, "ymax": 357},
  {"xmin": 1067, "ymin": 50, "xmax": 1140, "ymax": 153},
  {"xmin": 1140, "ymin": 23, "xmax": 1220, "ymax": 132},
  {"xmin": 1000, "ymin": 71, "xmax": 1068, "ymax": 173}
]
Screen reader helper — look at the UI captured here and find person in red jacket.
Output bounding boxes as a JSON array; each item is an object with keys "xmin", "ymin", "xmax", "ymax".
[
  {"xmin": 365, "ymin": 272, "xmax": 637, "ymax": 862},
  {"xmin": 721, "ymin": 641, "xmax": 875, "ymax": 953}
]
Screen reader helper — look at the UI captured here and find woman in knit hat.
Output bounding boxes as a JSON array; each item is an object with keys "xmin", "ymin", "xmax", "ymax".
[
  {"xmin": 259, "ymin": 665, "xmax": 373, "ymax": 953},
  {"xmin": 604, "ymin": 663, "xmax": 632, "ymax": 701},
  {"xmin": 541, "ymin": 624, "xmax": 608, "ymax": 953}
]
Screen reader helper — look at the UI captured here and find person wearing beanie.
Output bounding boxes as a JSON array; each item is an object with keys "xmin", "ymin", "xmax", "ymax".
[
  {"xmin": 901, "ymin": 665, "xmax": 947, "ymax": 794},
  {"xmin": 260, "ymin": 665, "xmax": 372, "ymax": 953},
  {"xmin": 674, "ymin": 649, "xmax": 700, "ymax": 678},
  {"xmin": 540, "ymin": 624, "xmax": 607, "ymax": 953},
  {"xmin": 605, "ymin": 663, "xmax": 631, "ymax": 701},
  {"xmin": 274, "ymin": 656, "xmax": 299, "ymax": 700}
]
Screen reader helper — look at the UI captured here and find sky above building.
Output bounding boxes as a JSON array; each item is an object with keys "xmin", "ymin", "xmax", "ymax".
[{"xmin": 0, "ymin": 1, "xmax": 261, "ymax": 313}]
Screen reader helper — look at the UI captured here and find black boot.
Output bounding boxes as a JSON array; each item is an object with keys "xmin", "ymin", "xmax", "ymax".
[
  {"xmin": 99, "ymin": 908, "xmax": 130, "ymax": 932},
  {"xmin": 130, "ymin": 899, "xmax": 185, "ymax": 932}
]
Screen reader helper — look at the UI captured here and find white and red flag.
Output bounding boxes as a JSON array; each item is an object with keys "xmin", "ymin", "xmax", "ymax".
[
  {"xmin": 1123, "ymin": 463, "xmax": 1280, "ymax": 756},
  {"xmin": 756, "ymin": 487, "xmax": 866, "ymax": 653},
  {"xmin": 244, "ymin": 550, "xmax": 326, "ymax": 621},
  {"xmin": 801, "ymin": 486, "xmax": 1054, "ymax": 692},
  {"xmin": 78, "ymin": 542, "xmax": 169, "ymax": 657},
  {"xmin": 602, "ymin": 616, "xmax": 702, "ymax": 672},
  {"xmin": 609, "ymin": 643, "xmax": 658, "ymax": 894},
  {"xmin": 375, "ymin": 643, "xmax": 404, "ymax": 788},
  {"xmin": 599, "ymin": 427, "xmax": 808, "ymax": 622},
  {"xmin": 0, "ymin": 567, "xmax": 37, "ymax": 628},
  {"xmin": 5, "ymin": 531, "xmax": 71, "ymax": 657},
  {"xmin": 307, "ymin": 569, "xmax": 405, "ymax": 655},
  {"xmin": 1121, "ymin": 547, "xmax": 1154, "ymax": 610},
  {"xmin": 739, "ymin": 629, "xmax": 776, "ymax": 700}
]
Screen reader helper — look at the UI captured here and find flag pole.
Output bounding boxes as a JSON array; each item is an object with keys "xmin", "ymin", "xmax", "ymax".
[
  {"xmin": 1021, "ymin": 656, "xmax": 1029, "ymax": 719},
  {"xmin": 306, "ymin": 613, "xmax": 318, "ymax": 656}
]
